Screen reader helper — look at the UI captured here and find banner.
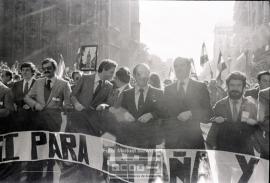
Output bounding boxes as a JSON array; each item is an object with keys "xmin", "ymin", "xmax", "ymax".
[{"xmin": 0, "ymin": 131, "xmax": 269, "ymax": 183}]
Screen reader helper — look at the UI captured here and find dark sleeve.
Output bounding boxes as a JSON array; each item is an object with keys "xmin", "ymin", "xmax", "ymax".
[
  {"xmin": 193, "ymin": 83, "xmax": 211, "ymax": 123},
  {"xmin": 205, "ymin": 103, "xmax": 221, "ymax": 149},
  {"xmin": 159, "ymin": 87, "xmax": 171, "ymax": 119},
  {"xmin": 120, "ymin": 91, "xmax": 128, "ymax": 110},
  {"xmin": 151, "ymin": 89, "xmax": 165, "ymax": 119},
  {"xmin": 0, "ymin": 89, "xmax": 14, "ymax": 117}
]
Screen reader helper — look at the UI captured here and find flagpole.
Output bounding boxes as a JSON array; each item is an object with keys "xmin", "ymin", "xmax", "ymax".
[
  {"xmin": 190, "ymin": 58, "xmax": 198, "ymax": 79},
  {"xmin": 208, "ymin": 62, "xmax": 213, "ymax": 79}
]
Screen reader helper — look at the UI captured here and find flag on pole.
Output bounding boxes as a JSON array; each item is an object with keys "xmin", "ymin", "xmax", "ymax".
[
  {"xmin": 56, "ymin": 54, "xmax": 65, "ymax": 78},
  {"xmin": 216, "ymin": 50, "xmax": 227, "ymax": 84},
  {"xmin": 190, "ymin": 58, "xmax": 198, "ymax": 80},
  {"xmin": 200, "ymin": 42, "xmax": 209, "ymax": 67},
  {"xmin": 168, "ymin": 67, "xmax": 175, "ymax": 81}
]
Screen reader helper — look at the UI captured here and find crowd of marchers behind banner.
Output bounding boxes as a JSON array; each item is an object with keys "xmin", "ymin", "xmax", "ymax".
[{"xmin": 0, "ymin": 58, "xmax": 269, "ymax": 181}]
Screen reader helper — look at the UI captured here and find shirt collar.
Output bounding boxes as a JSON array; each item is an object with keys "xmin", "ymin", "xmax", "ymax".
[
  {"xmin": 95, "ymin": 74, "xmax": 101, "ymax": 83},
  {"xmin": 178, "ymin": 77, "xmax": 189, "ymax": 85},
  {"xmin": 118, "ymin": 83, "xmax": 129, "ymax": 93},
  {"xmin": 135, "ymin": 84, "xmax": 149, "ymax": 94},
  {"xmin": 46, "ymin": 76, "xmax": 56, "ymax": 85},
  {"xmin": 24, "ymin": 76, "xmax": 34, "ymax": 85},
  {"xmin": 229, "ymin": 97, "xmax": 243, "ymax": 105}
]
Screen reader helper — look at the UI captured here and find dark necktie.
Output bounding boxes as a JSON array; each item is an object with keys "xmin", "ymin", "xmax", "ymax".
[
  {"xmin": 178, "ymin": 81, "xmax": 185, "ymax": 98},
  {"xmin": 44, "ymin": 79, "xmax": 51, "ymax": 102},
  {"xmin": 138, "ymin": 88, "xmax": 144, "ymax": 111},
  {"xmin": 93, "ymin": 80, "xmax": 102, "ymax": 99},
  {"xmin": 232, "ymin": 100, "xmax": 238, "ymax": 122},
  {"xmin": 24, "ymin": 81, "xmax": 29, "ymax": 95}
]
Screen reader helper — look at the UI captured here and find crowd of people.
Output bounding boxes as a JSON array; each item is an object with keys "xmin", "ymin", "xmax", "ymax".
[{"xmin": 0, "ymin": 57, "xmax": 269, "ymax": 182}]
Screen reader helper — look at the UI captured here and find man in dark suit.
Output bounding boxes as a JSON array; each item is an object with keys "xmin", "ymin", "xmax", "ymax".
[
  {"xmin": 245, "ymin": 70, "xmax": 270, "ymax": 100},
  {"xmin": 71, "ymin": 59, "xmax": 117, "ymax": 111},
  {"xmin": 0, "ymin": 81, "xmax": 14, "ymax": 122},
  {"xmin": 208, "ymin": 72, "xmax": 258, "ymax": 155},
  {"xmin": 12, "ymin": 62, "xmax": 36, "ymax": 111},
  {"xmin": 107, "ymin": 67, "xmax": 132, "ymax": 108},
  {"xmin": 119, "ymin": 63, "xmax": 163, "ymax": 148},
  {"xmin": 162, "ymin": 57, "xmax": 211, "ymax": 149},
  {"xmin": 1, "ymin": 69, "xmax": 14, "ymax": 88}
]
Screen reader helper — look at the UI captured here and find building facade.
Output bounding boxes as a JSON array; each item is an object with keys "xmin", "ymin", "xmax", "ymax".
[
  {"xmin": 0, "ymin": 0, "xmax": 140, "ymax": 69},
  {"xmin": 233, "ymin": 1, "xmax": 270, "ymax": 80}
]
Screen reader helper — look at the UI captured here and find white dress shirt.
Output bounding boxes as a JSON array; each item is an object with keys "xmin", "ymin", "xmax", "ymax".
[
  {"xmin": 23, "ymin": 77, "xmax": 34, "ymax": 92},
  {"xmin": 177, "ymin": 78, "xmax": 190, "ymax": 93},
  {"xmin": 46, "ymin": 76, "xmax": 56, "ymax": 89},
  {"xmin": 229, "ymin": 97, "xmax": 243, "ymax": 120},
  {"xmin": 134, "ymin": 85, "xmax": 149, "ymax": 110},
  {"xmin": 93, "ymin": 74, "xmax": 102, "ymax": 92}
]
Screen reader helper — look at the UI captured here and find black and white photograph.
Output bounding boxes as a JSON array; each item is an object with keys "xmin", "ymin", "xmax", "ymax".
[
  {"xmin": 0, "ymin": 0, "xmax": 269, "ymax": 183},
  {"xmin": 79, "ymin": 45, "xmax": 98, "ymax": 71}
]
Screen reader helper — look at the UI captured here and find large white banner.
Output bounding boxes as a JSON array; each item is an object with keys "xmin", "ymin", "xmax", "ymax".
[{"xmin": 0, "ymin": 131, "xmax": 269, "ymax": 183}]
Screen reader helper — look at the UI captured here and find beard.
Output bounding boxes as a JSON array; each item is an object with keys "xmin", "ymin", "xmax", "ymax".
[{"xmin": 228, "ymin": 90, "xmax": 243, "ymax": 100}]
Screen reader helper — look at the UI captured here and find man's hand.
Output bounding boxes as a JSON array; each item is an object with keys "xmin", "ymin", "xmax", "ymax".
[
  {"xmin": 177, "ymin": 111, "xmax": 192, "ymax": 122},
  {"xmin": 212, "ymin": 116, "xmax": 226, "ymax": 124},
  {"xmin": 245, "ymin": 118, "xmax": 257, "ymax": 125},
  {"xmin": 96, "ymin": 104, "xmax": 109, "ymax": 111},
  {"xmin": 74, "ymin": 102, "xmax": 85, "ymax": 111},
  {"xmin": 138, "ymin": 113, "xmax": 153, "ymax": 123},
  {"xmin": 109, "ymin": 107, "xmax": 135, "ymax": 122},
  {"xmin": 34, "ymin": 103, "xmax": 44, "ymax": 111}
]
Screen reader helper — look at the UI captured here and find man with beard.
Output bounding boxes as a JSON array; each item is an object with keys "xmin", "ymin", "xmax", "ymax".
[{"xmin": 208, "ymin": 72, "xmax": 258, "ymax": 155}]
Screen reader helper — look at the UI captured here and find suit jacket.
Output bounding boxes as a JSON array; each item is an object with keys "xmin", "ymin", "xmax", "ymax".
[
  {"xmin": 117, "ymin": 85, "xmax": 163, "ymax": 148},
  {"xmin": 0, "ymin": 82, "xmax": 14, "ymax": 118},
  {"xmin": 121, "ymin": 85, "xmax": 163, "ymax": 120},
  {"xmin": 208, "ymin": 96, "xmax": 257, "ymax": 155},
  {"xmin": 24, "ymin": 77, "xmax": 71, "ymax": 110},
  {"xmin": 162, "ymin": 79, "xmax": 211, "ymax": 149},
  {"xmin": 245, "ymin": 87, "xmax": 259, "ymax": 100},
  {"xmin": 12, "ymin": 79, "xmax": 36, "ymax": 109},
  {"xmin": 107, "ymin": 84, "xmax": 132, "ymax": 108},
  {"xmin": 71, "ymin": 74, "xmax": 113, "ymax": 109}
]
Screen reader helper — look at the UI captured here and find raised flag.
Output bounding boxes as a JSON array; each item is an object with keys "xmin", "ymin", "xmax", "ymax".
[
  {"xmin": 200, "ymin": 42, "xmax": 209, "ymax": 67},
  {"xmin": 217, "ymin": 50, "xmax": 227, "ymax": 72},
  {"xmin": 216, "ymin": 50, "xmax": 227, "ymax": 85},
  {"xmin": 56, "ymin": 54, "xmax": 65, "ymax": 78}
]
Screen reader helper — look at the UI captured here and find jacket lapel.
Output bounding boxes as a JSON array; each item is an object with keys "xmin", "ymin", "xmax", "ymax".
[
  {"xmin": 46, "ymin": 79, "xmax": 60, "ymax": 105},
  {"xmin": 225, "ymin": 97, "xmax": 233, "ymax": 121}
]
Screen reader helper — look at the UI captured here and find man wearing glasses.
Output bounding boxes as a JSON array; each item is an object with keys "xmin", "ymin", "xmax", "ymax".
[{"xmin": 24, "ymin": 58, "xmax": 72, "ymax": 128}]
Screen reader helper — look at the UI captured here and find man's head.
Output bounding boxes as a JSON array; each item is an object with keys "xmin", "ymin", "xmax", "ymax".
[
  {"xmin": 41, "ymin": 58, "xmax": 57, "ymax": 78},
  {"xmin": 71, "ymin": 71, "xmax": 82, "ymax": 85},
  {"xmin": 173, "ymin": 57, "xmax": 191, "ymax": 81},
  {"xmin": 1, "ymin": 69, "xmax": 13, "ymax": 84},
  {"xmin": 20, "ymin": 62, "xmax": 36, "ymax": 80},
  {"xmin": 226, "ymin": 72, "xmax": 246, "ymax": 100},
  {"xmin": 97, "ymin": 59, "xmax": 117, "ymax": 81},
  {"xmin": 209, "ymin": 79, "xmax": 217, "ymax": 88},
  {"xmin": 257, "ymin": 71, "xmax": 270, "ymax": 90},
  {"xmin": 114, "ymin": 67, "xmax": 131, "ymax": 88},
  {"xmin": 133, "ymin": 63, "xmax": 150, "ymax": 88}
]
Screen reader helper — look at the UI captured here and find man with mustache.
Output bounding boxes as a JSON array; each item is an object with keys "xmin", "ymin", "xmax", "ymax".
[{"xmin": 208, "ymin": 71, "xmax": 258, "ymax": 155}]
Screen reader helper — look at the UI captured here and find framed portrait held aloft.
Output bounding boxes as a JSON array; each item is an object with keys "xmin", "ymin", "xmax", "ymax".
[{"xmin": 79, "ymin": 45, "xmax": 98, "ymax": 71}]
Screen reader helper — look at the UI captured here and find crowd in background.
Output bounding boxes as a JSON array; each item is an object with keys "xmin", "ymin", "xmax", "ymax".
[{"xmin": 0, "ymin": 58, "xmax": 269, "ymax": 182}]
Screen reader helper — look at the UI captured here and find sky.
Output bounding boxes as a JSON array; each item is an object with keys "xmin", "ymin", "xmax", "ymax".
[{"xmin": 139, "ymin": 0, "xmax": 235, "ymax": 73}]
